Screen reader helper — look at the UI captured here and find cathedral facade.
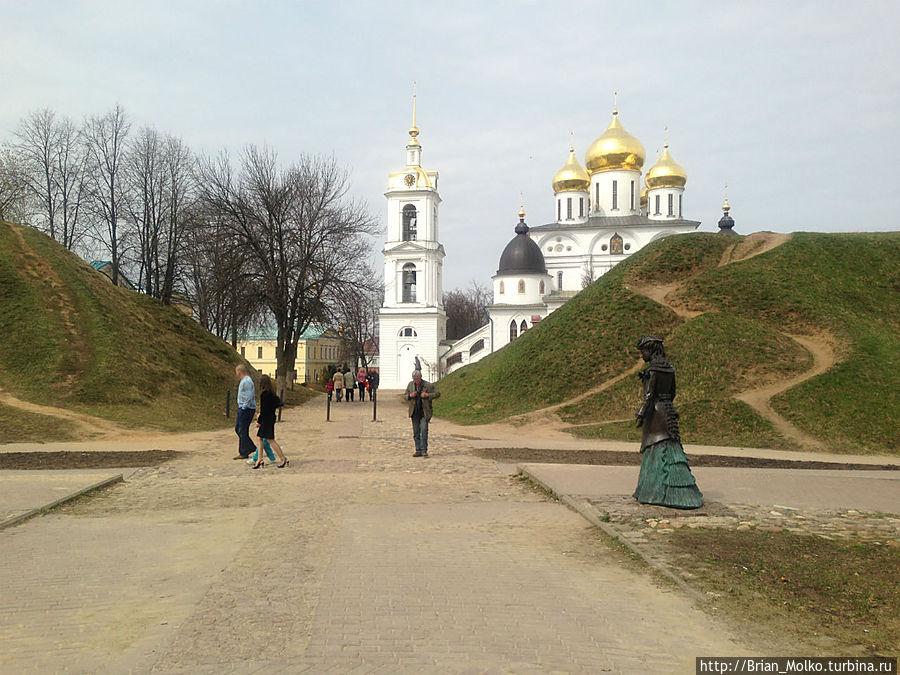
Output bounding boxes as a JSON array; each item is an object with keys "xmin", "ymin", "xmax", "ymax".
[{"xmin": 378, "ymin": 103, "xmax": 700, "ymax": 387}]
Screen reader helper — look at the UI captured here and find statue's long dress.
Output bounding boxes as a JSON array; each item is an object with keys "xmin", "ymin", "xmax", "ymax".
[{"xmin": 633, "ymin": 364, "xmax": 703, "ymax": 509}]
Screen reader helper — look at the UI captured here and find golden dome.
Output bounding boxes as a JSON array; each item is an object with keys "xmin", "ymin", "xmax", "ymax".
[
  {"xmin": 585, "ymin": 111, "xmax": 646, "ymax": 173},
  {"xmin": 640, "ymin": 185, "xmax": 648, "ymax": 208},
  {"xmin": 552, "ymin": 146, "xmax": 590, "ymax": 193},
  {"xmin": 645, "ymin": 143, "xmax": 687, "ymax": 189}
]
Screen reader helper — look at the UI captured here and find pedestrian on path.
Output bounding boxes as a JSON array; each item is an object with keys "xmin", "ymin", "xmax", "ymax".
[
  {"xmin": 252, "ymin": 375, "xmax": 289, "ymax": 469},
  {"xmin": 404, "ymin": 369, "xmax": 440, "ymax": 457},
  {"xmin": 633, "ymin": 335, "xmax": 702, "ymax": 508},
  {"xmin": 333, "ymin": 369, "xmax": 344, "ymax": 402},
  {"xmin": 234, "ymin": 364, "xmax": 256, "ymax": 459},
  {"xmin": 366, "ymin": 369, "xmax": 379, "ymax": 400},
  {"xmin": 344, "ymin": 369, "xmax": 355, "ymax": 402},
  {"xmin": 356, "ymin": 368, "xmax": 367, "ymax": 401},
  {"xmin": 325, "ymin": 379, "xmax": 334, "ymax": 401}
]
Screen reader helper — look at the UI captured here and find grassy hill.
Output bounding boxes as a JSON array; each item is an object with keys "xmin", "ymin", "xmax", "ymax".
[
  {"xmin": 436, "ymin": 231, "xmax": 900, "ymax": 455},
  {"xmin": 0, "ymin": 220, "xmax": 252, "ymax": 439}
]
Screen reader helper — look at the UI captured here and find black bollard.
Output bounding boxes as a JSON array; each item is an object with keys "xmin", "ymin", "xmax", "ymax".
[
  {"xmin": 372, "ymin": 389, "xmax": 377, "ymax": 422},
  {"xmin": 226, "ymin": 390, "xmax": 231, "ymax": 418},
  {"xmin": 326, "ymin": 394, "xmax": 331, "ymax": 422},
  {"xmin": 278, "ymin": 387, "xmax": 285, "ymax": 422}
]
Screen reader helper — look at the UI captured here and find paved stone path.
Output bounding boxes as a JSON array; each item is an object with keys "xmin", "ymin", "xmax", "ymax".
[{"xmin": 0, "ymin": 395, "xmax": 751, "ymax": 673}]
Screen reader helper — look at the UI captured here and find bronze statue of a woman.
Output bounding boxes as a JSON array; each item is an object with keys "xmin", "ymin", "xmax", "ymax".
[{"xmin": 633, "ymin": 335, "xmax": 703, "ymax": 509}]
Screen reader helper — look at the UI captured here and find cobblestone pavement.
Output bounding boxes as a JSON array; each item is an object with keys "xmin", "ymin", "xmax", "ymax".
[{"xmin": 0, "ymin": 395, "xmax": 753, "ymax": 673}]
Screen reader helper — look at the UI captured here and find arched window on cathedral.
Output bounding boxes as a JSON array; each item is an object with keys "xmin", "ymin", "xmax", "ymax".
[
  {"xmin": 610, "ymin": 233, "xmax": 624, "ymax": 255},
  {"xmin": 517, "ymin": 279, "xmax": 525, "ymax": 294},
  {"xmin": 470, "ymin": 339, "xmax": 484, "ymax": 355},
  {"xmin": 402, "ymin": 204, "xmax": 417, "ymax": 241},
  {"xmin": 402, "ymin": 263, "xmax": 416, "ymax": 303},
  {"xmin": 520, "ymin": 319, "xmax": 528, "ymax": 333},
  {"xmin": 509, "ymin": 320, "xmax": 518, "ymax": 342},
  {"xmin": 539, "ymin": 280, "xmax": 545, "ymax": 294},
  {"xmin": 399, "ymin": 327, "xmax": 417, "ymax": 338},
  {"xmin": 499, "ymin": 280, "xmax": 505, "ymax": 295}
]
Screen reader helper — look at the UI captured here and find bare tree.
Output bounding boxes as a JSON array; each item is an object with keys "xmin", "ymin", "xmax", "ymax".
[
  {"xmin": 124, "ymin": 126, "xmax": 166, "ymax": 295},
  {"xmin": 581, "ymin": 256, "xmax": 596, "ymax": 289},
  {"xmin": 443, "ymin": 280, "xmax": 491, "ymax": 340},
  {"xmin": 0, "ymin": 146, "xmax": 27, "ymax": 222},
  {"xmin": 196, "ymin": 146, "xmax": 377, "ymax": 390},
  {"xmin": 159, "ymin": 135, "xmax": 194, "ymax": 303},
  {"xmin": 335, "ymin": 280, "xmax": 382, "ymax": 369},
  {"xmin": 183, "ymin": 206, "xmax": 262, "ymax": 345},
  {"xmin": 11, "ymin": 109, "xmax": 88, "ymax": 249},
  {"xmin": 123, "ymin": 128, "xmax": 194, "ymax": 302},
  {"xmin": 83, "ymin": 105, "xmax": 131, "ymax": 284}
]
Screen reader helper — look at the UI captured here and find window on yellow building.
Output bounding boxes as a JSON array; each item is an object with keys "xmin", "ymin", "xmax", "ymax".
[{"xmin": 258, "ymin": 346, "xmax": 263, "ymax": 359}]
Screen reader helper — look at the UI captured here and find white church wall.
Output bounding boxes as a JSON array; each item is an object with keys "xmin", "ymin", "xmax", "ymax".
[
  {"xmin": 492, "ymin": 273, "xmax": 551, "ymax": 305},
  {"xmin": 443, "ymin": 323, "xmax": 492, "ymax": 374},
  {"xmin": 591, "ymin": 169, "xmax": 641, "ymax": 216}
]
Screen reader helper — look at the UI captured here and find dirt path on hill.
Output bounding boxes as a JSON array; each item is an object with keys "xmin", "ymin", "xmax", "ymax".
[
  {"xmin": 0, "ymin": 388, "xmax": 123, "ymax": 437},
  {"xmin": 735, "ymin": 334, "xmax": 836, "ymax": 450},
  {"xmin": 501, "ymin": 361, "xmax": 645, "ymax": 430},
  {"xmin": 625, "ymin": 232, "xmax": 840, "ymax": 449},
  {"xmin": 9, "ymin": 224, "xmax": 89, "ymax": 373},
  {"xmin": 718, "ymin": 231, "xmax": 792, "ymax": 267}
]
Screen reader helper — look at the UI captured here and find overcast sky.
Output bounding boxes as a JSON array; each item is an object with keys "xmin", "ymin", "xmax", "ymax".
[{"xmin": 2, "ymin": 1, "xmax": 898, "ymax": 290}]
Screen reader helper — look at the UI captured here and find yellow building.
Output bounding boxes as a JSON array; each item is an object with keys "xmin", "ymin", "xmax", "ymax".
[{"xmin": 237, "ymin": 325, "xmax": 343, "ymax": 385}]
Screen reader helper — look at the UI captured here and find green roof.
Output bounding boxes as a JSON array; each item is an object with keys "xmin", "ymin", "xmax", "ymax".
[{"xmin": 241, "ymin": 324, "xmax": 332, "ymax": 341}]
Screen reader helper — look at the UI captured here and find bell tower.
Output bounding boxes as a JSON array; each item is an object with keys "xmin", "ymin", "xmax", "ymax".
[{"xmin": 378, "ymin": 93, "xmax": 447, "ymax": 388}]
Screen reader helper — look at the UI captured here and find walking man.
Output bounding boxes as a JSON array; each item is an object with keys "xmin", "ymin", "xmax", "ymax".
[
  {"xmin": 234, "ymin": 364, "xmax": 256, "ymax": 459},
  {"xmin": 404, "ymin": 369, "xmax": 440, "ymax": 457},
  {"xmin": 344, "ymin": 368, "xmax": 355, "ymax": 402}
]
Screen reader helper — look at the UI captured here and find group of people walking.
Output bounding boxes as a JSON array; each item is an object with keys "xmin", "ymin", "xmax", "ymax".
[{"xmin": 326, "ymin": 368, "xmax": 379, "ymax": 403}]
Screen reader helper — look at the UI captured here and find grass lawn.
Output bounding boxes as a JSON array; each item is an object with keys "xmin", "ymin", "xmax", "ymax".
[
  {"xmin": 0, "ymin": 402, "xmax": 83, "ymax": 443},
  {"xmin": 664, "ymin": 529, "xmax": 900, "ymax": 655}
]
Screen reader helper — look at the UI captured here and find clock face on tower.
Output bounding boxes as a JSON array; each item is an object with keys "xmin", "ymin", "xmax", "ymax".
[{"xmin": 404, "ymin": 173, "xmax": 416, "ymax": 187}]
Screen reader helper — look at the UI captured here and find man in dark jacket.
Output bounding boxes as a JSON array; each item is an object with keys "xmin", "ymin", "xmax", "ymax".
[{"xmin": 404, "ymin": 370, "xmax": 440, "ymax": 457}]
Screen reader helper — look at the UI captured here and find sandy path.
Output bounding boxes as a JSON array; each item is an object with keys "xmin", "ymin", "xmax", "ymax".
[
  {"xmin": 0, "ymin": 388, "xmax": 123, "ymax": 437},
  {"xmin": 0, "ymin": 398, "xmax": 755, "ymax": 672},
  {"xmin": 735, "ymin": 334, "xmax": 837, "ymax": 450}
]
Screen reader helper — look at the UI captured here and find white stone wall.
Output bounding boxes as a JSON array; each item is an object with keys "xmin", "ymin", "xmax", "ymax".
[
  {"xmin": 492, "ymin": 272, "xmax": 552, "ymax": 305},
  {"xmin": 443, "ymin": 323, "xmax": 492, "ymax": 375},
  {"xmin": 488, "ymin": 305, "xmax": 546, "ymax": 351},
  {"xmin": 590, "ymin": 169, "xmax": 642, "ymax": 216},
  {"xmin": 554, "ymin": 190, "xmax": 589, "ymax": 224},
  {"xmin": 647, "ymin": 186, "xmax": 685, "ymax": 220},
  {"xmin": 378, "ymin": 308, "xmax": 446, "ymax": 389},
  {"xmin": 385, "ymin": 190, "xmax": 442, "ymax": 244}
]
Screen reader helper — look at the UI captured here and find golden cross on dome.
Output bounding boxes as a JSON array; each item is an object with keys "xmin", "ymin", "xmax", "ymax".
[
  {"xmin": 570, "ymin": 130, "xmax": 575, "ymax": 152},
  {"xmin": 664, "ymin": 126, "xmax": 669, "ymax": 149},
  {"xmin": 613, "ymin": 90, "xmax": 618, "ymax": 116}
]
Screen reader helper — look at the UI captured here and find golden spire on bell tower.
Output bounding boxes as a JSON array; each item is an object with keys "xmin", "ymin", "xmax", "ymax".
[
  {"xmin": 408, "ymin": 81, "xmax": 420, "ymax": 147},
  {"xmin": 723, "ymin": 182, "xmax": 731, "ymax": 212}
]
